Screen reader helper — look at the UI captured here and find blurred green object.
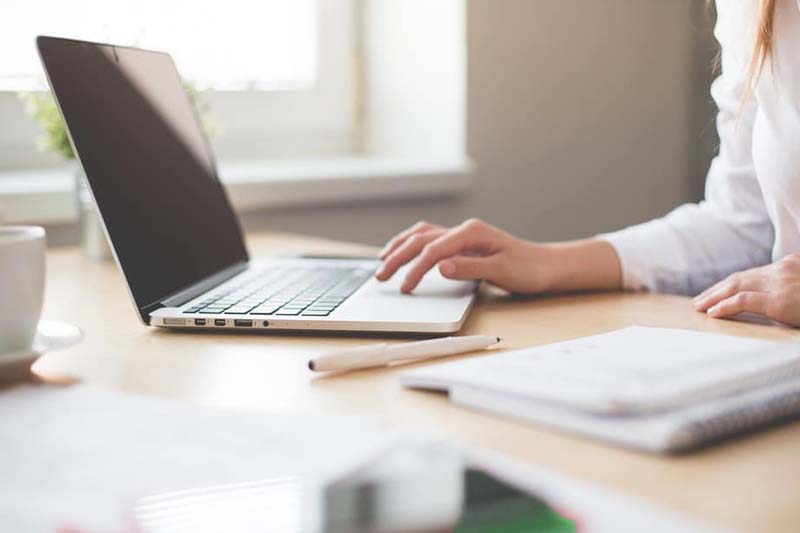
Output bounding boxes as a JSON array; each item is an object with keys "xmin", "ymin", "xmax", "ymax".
[
  {"xmin": 455, "ymin": 469, "xmax": 577, "ymax": 533},
  {"xmin": 184, "ymin": 83, "xmax": 216, "ymax": 139},
  {"xmin": 19, "ymin": 90, "xmax": 74, "ymax": 160},
  {"xmin": 18, "ymin": 82, "xmax": 214, "ymax": 161}
]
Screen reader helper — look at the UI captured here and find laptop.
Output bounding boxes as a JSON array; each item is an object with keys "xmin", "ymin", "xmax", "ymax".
[{"xmin": 37, "ymin": 36, "xmax": 477, "ymax": 334}]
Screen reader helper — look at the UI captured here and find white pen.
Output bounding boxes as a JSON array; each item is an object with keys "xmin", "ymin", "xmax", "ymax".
[{"xmin": 308, "ymin": 335, "xmax": 501, "ymax": 372}]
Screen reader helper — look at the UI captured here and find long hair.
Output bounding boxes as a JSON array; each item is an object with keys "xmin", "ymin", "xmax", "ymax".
[{"xmin": 746, "ymin": 0, "xmax": 776, "ymax": 90}]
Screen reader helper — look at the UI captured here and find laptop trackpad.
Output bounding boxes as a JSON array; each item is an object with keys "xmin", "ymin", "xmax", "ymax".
[
  {"xmin": 334, "ymin": 265, "xmax": 476, "ymax": 324},
  {"xmin": 365, "ymin": 265, "xmax": 476, "ymax": 298}
]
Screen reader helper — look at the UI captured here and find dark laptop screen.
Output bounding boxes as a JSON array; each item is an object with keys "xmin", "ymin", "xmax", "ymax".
[{"xmin": 37, "ymin": 37, "xmax": 248, "ymax": 317}]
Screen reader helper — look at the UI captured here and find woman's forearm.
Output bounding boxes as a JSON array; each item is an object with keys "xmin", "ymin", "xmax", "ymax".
[{"xmin": 538, "ymin": 239, "xmax": 623, "ymax": 293}]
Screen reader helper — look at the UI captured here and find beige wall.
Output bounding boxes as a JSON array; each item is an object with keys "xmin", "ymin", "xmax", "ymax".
[{"xmin": 241, "ymin": 0, "xmax": 719, "ymax": 247}]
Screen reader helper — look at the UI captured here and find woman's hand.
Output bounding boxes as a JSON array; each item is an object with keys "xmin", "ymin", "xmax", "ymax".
[
  {"xmin": 375, "ymin": 218, "xmax": 623, "ymax": 294},
  {"xmin": 693, "ymin": 254, "xmax": 800, "ymax": 326},
  {"xmin": 375, "ymin": 219, "xmax": 551, "ymax": 294}
]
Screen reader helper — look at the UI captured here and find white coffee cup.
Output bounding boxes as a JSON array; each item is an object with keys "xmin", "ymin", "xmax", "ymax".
[{"xmin": 0, "ymin": 226, "xmax": 46, "ymax": 355}]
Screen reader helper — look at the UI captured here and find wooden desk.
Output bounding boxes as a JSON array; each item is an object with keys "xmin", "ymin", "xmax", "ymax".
[{"xmin": 36, "ymin": 232, "xmax": 800, "ymax": 532}]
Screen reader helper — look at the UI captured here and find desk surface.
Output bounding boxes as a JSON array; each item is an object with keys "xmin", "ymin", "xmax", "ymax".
[{"xmin": 37, "ymin": 232, "xmax": 800, "ymax": 532}]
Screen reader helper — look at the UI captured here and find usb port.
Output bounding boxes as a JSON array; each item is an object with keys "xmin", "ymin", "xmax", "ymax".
[
  {"xmin": 194, "ymin": 319, "xmax": 206, "ymax": 326},
  {"xmin": 234, "ymin": 319, "xmax": 253, "ymax": 327},
  {"xmin": 214, "ymin": 319, "xmax": 226, "ymax": 327}
]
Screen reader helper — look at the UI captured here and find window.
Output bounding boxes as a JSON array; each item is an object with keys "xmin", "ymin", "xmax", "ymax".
[
  {"xmin": 0, "ymin": 0, "xmax": 356, "ymax": 168},
  {"xmin": 0, "ymin": 0, "xmax": 316, "ymax": 91},
  {"xmin": 0, "ymin": 0, "xmax": 471, "ymax": 225}
]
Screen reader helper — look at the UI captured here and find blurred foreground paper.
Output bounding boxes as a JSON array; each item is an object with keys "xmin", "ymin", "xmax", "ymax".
[
  {"xmin": 0, "ymin": 384, "xmax": 730, "ymax": 533},
  {"xmin": 0, "ymin": 384, "xmax": 395, "ymax": 531}
]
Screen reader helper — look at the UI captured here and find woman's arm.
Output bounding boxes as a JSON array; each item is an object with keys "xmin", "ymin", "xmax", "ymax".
[
  {"xmin": 596, "ymin": 0, "xmax": 773, "ymax": 296},
  {"xmin": 539, "ymin": 239, "xmax": 623, "ymax": 292},
  {"xmin": 375, "ymin": 218, "xmax": 621, "ymax": 294}
]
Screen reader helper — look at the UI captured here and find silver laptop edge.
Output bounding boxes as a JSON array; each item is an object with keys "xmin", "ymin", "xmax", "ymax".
[{"xmin": 151, "ymin": 258, "xmax": 478, "ymax": 334}]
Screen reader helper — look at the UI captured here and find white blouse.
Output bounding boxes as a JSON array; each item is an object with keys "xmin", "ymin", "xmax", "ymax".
[{"xmin": 601, "ymin": 0, "xmax": 800, "ymax": 296}]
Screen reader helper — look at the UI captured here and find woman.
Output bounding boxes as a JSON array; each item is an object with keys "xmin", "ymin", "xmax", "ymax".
[{"xmin": 375, "ymin": 0, "xmax": 800, "ymax": 327}]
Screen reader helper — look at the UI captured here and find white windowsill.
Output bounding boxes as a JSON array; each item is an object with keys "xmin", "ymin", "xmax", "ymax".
[{"xmin": 0, "ymin": 156, "xmax": 475, "ymax": 225}]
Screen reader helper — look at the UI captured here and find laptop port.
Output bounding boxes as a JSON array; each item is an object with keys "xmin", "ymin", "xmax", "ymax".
[
  {"xmin": 194, "ymin": 318, "xmax": 206, "ymax": 326},
  {"xmin": 234, "ymin": 319, "xmax": 253, "ymax": 327},
  {"xmin": 262, "ymin": 321, "xmax": 270, "ymax": 328},
  {"xmin": 214, "ymin": 319, "xmax": 226, "ymax": 327}
]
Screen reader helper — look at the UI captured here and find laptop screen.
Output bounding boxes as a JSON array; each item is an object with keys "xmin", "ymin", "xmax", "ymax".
[{"xmin": 37, "ymin": 37, "xmax": 248, "ymax": 319}]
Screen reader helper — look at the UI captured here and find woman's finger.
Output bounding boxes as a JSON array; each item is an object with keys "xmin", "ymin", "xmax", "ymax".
[
  {"xmin": 378, "ymin": 221, "xmax": 441, "ymax": 260},
  {"xmin": 375, "ymin": 229, "xmax": 445, "ymax": 281},
  {"xmin": 706, "ymin": 291, "xmax": 770, "ymax": 318},
  {"xmin": 694, "ymin": 265, "xmax": 766, "ymax": 302},
  {"xmin": 695, "ymin": 280, "xmax": 725, "ymax": 303},
  {"xmin": 401, "ymin": 222, "xmax": 488, "ymax": 293},
  {"xmin": 693, "ymin": 275, "xmax": 767, "ymax": 312},
  {"xmin": 439, "ymin": 255, "xmax": 499, "ymax": 282}
]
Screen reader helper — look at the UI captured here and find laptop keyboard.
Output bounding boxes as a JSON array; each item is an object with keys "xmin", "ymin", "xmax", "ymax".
[{"xmin": 182, "ymin": 266, "xmax": 374, "ymax": 317}]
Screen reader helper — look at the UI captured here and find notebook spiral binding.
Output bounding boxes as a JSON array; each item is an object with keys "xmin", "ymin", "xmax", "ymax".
[{"xmin": 683, "ymin": 388, "xmax": 800, "ymax": 449}]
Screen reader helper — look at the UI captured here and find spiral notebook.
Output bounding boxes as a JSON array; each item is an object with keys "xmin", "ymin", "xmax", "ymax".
[{"xmin": 399, "ymin": 327, "xmax": 800, "ymax": 453}]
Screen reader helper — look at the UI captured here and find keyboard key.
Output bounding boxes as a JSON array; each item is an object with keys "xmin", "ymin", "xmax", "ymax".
[
  {"xmin": 225, "ymin": 306, "xmax": 255, "ymax": 314},
  {"xmin": 307, "ymin": 304, "xmax": 336, "ymax": 310},
  {"xmin": 302, "ymin": 310, "xmax": 332, "ymax": 316},
  {"xmin": 251, "ymin": 305, "xmax": 280, "ymax": 315},
  {"xmin": 281, "ymin": 306, "xmax": 308, "ymax": 312},
  {"xmin": 276, "ymin": 308, "xmax": 302, "ymax": 316}
]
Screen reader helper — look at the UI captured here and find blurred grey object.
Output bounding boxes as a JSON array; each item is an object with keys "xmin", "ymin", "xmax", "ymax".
[{"xmin": 75, "ymin": 165, "xmax": 112, "ymax": 261}]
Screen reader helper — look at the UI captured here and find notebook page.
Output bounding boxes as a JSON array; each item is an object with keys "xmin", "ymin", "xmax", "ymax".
[{"xmin": 400, "ymin": 327, "xmax": 796, "ymax": 415}]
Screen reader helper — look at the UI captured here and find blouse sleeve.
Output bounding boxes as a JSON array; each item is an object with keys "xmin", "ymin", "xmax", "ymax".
[{"xmin": 597, "ymin": 0, "xmax": 774, "ymax": 296}]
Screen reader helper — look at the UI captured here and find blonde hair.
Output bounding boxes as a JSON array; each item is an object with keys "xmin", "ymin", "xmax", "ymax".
[{"xmin": 747, "ymin": 0, "xmax": 776, "ymax": 89}]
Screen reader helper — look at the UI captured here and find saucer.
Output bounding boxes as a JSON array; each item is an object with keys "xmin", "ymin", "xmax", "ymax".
[{"xmin": 0, "ymin": 320, "xmax": 83, "ymax": 380}]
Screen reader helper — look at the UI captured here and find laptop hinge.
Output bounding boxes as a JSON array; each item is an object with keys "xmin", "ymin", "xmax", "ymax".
[
  {"xmin": 141, "ymin": 302, "xmax": 164, "ymax": 326},
  {"xmin": 160, "ymin": 261, "xmax": 249, "ymax": 309}
]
